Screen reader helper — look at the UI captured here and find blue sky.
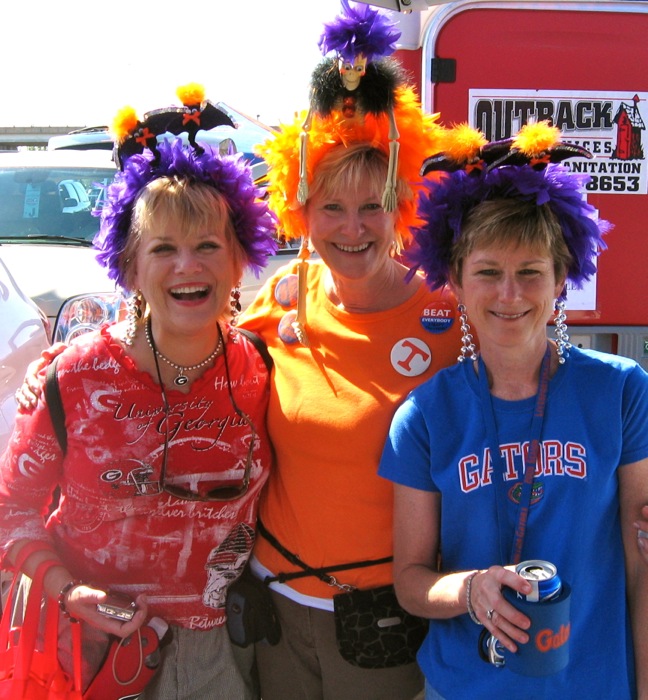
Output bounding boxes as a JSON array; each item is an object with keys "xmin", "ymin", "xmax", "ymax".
[{"xmin": 1, "ymin": 0, "xmax": 345, "ymax": 127}]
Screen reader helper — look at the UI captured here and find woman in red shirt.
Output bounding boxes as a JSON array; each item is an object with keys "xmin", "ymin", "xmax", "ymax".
[{"xmin": 0, "ymin": 87, "xmax": 276, "ymax": 699}]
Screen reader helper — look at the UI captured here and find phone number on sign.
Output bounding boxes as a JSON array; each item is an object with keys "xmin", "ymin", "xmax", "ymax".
[
  {"xmin": 569, "ymin": 159, "xmax": 646, "ymax": 195},
  {"xmin": 585, "ymin": 174, "xmax": 642, "ymax": 193}
]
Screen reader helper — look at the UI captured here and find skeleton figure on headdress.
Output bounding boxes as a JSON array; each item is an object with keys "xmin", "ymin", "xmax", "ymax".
[{"xmin": 298, "ymin": 0, "xmax": 405, "ymax": 211}]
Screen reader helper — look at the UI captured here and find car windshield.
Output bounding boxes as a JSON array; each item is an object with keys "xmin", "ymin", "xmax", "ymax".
[{"xmin": 0, "ymin": 165, "xmax": 115, "ymax": 242}]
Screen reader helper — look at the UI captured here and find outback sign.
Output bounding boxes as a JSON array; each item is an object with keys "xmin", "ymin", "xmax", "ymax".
[{"xmin": 469, "ymin": 89, "xmax": 648, "ymax": 195}]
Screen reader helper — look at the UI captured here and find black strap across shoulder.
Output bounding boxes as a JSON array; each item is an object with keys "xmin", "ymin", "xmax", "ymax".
[
  {"xmin": 237, "ymin": 328, "xmax": 273, "ymax": 373},
  {"xmin": 45, "ymin": 356, "xmax": 67, "ymax": 455},
  {"xmin": 257, "ymin": 518, "xmax": 392, "ymax": 587}
]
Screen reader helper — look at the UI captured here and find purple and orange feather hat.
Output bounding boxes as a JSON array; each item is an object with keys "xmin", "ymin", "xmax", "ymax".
[
  {"xmin": 408, "ymin": 121, "xmax": 611, "ymax": 299},
  {"xmin": 94, "ymin": 84, "xmax": 277, "ymax": 290}
]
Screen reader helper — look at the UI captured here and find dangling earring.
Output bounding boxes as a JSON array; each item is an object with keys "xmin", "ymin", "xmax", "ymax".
[
  {"xmin": 292, "ymin": 238, "xmax": 310, "ymax": 347},
  {"xmin": 230, "ymin": 285, "xmax": 242, "ymax": 325},
  {"xmin": 554, "ymin": 299, "xmax": 571, "ymax": 364},
  {"xmin": 124, "ymin": 290, "xmax": 143, "ymax": 346},
  {"xmin": 457, "ymin": 303, "xmax": 478, "ymax": 363}
]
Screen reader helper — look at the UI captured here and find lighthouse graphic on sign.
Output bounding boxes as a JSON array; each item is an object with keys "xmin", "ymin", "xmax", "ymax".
[{"xmin": 613, "ymin": 95, "xmax": 645, "ymax": 160}]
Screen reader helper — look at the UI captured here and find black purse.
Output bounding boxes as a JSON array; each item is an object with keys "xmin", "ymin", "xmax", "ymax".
[
  {"xmin": 333, "ymin": 584, "xmax": 428, "ymax": 669},
  {"xmin": 258, "ymin": 520, "xmax": 427, "ymax": 668},
  {"xmin": 225, "ymin": 567, "xmax": 281, "ymax": 648}
]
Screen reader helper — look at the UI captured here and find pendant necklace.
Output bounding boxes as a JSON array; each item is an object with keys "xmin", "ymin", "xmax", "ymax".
[{"xmin": 145, "ymin": 316, "xmax": 223, "ymax": 386}]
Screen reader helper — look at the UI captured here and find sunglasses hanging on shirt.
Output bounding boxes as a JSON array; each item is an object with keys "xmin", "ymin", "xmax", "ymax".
[{"xmin": 145, "ymin": 319, "xmax": 256, "ymax": 502}]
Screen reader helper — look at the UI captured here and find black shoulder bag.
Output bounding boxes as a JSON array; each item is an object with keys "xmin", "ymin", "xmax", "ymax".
[
  {"xmin": 224, "ymin": 328, "xmax": 283, "ymax": 648},
  {"xmin": 236, "ymin": 327, "xmax": 273, "ymax": 372},
  {"xmin": 257, "ymin": 519, "xmax": 428, "ymax": 669}
]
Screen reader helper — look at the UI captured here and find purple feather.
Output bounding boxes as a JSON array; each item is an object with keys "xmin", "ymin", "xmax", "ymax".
[
  {"xmin": 95, "ymin": 138, "xmax": 277, "ymax": 289},
  {"xmin": 318, "ymin": 0, "xmax": 401, "ymax": 62}
]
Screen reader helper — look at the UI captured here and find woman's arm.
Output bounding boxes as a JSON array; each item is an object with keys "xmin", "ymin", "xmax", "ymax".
[
  {"xmin": 6, "ymin": 539, "xmax": 148, "ymax": 638},
  {"xmin": 619, "ymin": 458, "xmax": 648, "ymax": 699},
  {"xmin": 393, "ymin": 487, "xmax": 453, "ymax": 617},
  {"xmin": 3, "ymin": 351, "xmax": 148, "ymax": 637},
  {"xmin": 392, "ymin": 484, "xmax": 532, "ymax": 653},
  {"xmin": 15, "ymin": 343, "xmax": 67, "ymax": 411}
]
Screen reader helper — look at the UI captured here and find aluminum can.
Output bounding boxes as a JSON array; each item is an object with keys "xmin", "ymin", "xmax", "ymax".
[
  {"xmin": 516, "ymin": 560, "xmax": 562, "ymax": 602},
  {"xmin": 485, "ymin": 633, "xmax": 505, "ymax": 667}
]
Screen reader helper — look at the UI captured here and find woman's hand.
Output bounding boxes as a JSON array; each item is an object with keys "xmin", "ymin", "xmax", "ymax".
[
  {"xmin": 15, "ymin": 343, "xmax": 67, "ymax": 411},
  {"xmin": 468, "ymin": 566, "xmax": 533, "ymax": 653},
  {"xmin": 64, "ymin": 584, "xmax": 149, "ymax": 639}
]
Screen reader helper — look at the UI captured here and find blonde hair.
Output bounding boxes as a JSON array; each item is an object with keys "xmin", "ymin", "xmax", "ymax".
[
  {"xmin": 258, "ymin": 87, "xmax": 443, "ymax": 243},
  {"xmin": 120, "ymin": 178, "xmax": 246, "ymax": 290},
  {"xmin": 306, "ymin": 143, "xmax": 412, "ymax": 250}
]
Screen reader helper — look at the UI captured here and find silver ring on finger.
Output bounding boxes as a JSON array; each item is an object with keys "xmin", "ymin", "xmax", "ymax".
[{"xmin": 487, "ymin": 608, "xmax": 495, "ymax": 621}]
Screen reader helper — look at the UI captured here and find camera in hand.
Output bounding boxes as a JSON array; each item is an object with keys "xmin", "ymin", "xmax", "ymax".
[{"xmin": 96, "ymin": 592, "xmax": 137, "ymax": 621}]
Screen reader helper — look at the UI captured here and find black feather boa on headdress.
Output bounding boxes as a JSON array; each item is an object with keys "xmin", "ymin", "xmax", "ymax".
[{"xmin": 309, "ymin": 57, "xmax": 407, "ymax": 117}]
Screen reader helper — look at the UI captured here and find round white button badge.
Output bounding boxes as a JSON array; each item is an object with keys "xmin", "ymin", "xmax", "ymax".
[{"xmin": 390, "ymin": 338, "xmax": 432, "ymax": 377}]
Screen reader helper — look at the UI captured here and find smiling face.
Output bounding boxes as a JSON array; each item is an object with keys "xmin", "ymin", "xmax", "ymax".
[
  {"xmin": 127, "ymin": 179, "xmax": 244, "ymax": 341},
  {"xmin": 454, "ymin": 243, "xmax": 564, "ymax": 354},
  {"xmin": 305, "ymin": 147, "xmax": 397, "ymax": 284},
  {"xmin": 450, "ymin": 198, "xmax": 570, "ymax": 356}
]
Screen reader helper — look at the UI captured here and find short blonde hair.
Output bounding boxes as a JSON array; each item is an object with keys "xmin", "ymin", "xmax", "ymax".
[
  {"xmin": 120, "ymin": 178, "xmax": 246, "ymax": 290},
  {"xmin": 306, "ymin": 143, "xmax": 412, "ymax": 250}
]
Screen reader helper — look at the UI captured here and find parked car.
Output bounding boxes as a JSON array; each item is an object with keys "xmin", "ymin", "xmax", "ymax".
[
  {"xmin": 47, "ymin": 125, "xmax": 112, "ymax": 152},
  {"xmin": 0, "ymin": 254, "xmax": 49, "ymax": 454},
  {"xmin": 0, "ymin": 148, "xmax": 296, "ymax": 344},
  {"xmin": 48, "ymin": 103, "xmax": 276, "ymax": 165},
  {"xmin": 0, "ymin": 149, "xmax": 126, "ymax": 343}
]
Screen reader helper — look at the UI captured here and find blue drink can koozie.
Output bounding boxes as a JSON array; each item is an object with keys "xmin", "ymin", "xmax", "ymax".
[{"xmin": 502, "ymin": 582, "xmax": 571, "ymax": 676}]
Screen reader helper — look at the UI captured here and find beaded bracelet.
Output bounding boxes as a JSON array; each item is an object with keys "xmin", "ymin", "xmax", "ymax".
[
  {"xmin": 58, "ymin": 579, "xmax": 84, "ymax": 624},
  {"xmin": 465, "ymin": 570, "xmax": 483, "ymax": 626}
]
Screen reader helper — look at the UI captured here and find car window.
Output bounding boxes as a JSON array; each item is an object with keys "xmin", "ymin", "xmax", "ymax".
[
  {"xmin": 0, "ymin": 256, "xmax": 49, "ymax": 453},
  {"xmin": 0, "ymin": 166, "xmax": 115, "ymax": 241}
]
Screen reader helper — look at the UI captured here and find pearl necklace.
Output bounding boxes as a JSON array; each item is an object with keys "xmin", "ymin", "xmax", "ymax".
[{"xmin": 145, "ymin": 317, "xmax": 223, "ymax": 386}]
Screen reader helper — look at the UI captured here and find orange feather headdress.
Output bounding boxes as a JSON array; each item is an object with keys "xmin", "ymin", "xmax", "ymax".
[{"xmin": 258, "ymin": 86, "xmax": 445, "ymax": 242}]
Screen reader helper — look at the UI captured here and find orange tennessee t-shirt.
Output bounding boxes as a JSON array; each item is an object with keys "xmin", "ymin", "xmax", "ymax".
[{"xmin": 240, "ymin": 259, "xmax": 460, "ymax": 603}]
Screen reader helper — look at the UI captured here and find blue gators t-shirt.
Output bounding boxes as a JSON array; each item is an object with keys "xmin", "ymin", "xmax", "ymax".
[{"xmin": 379, "ymin": 347, "xmax": 648, "ymax": 699}]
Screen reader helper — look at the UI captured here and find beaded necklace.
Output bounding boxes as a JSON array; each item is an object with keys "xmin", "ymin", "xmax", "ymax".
[{"xmin": 144, "ymin": 316, "xmax": 223, "ymax": 386}]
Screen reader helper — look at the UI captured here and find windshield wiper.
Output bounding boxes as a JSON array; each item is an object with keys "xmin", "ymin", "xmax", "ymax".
[{"xmin": 0, "ymin": 235, "xmax": 95, "ymax": 245}]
